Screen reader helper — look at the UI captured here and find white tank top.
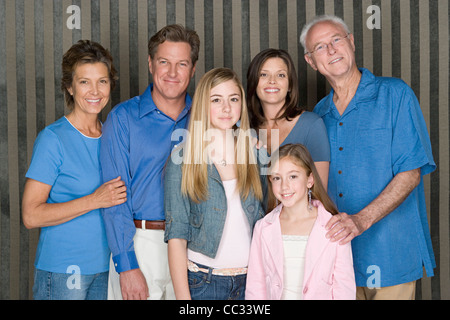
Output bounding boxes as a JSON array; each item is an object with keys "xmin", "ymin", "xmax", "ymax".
[
  {"xmin": 281, "ymin": 235, "xmax": 308, "ymax": 300},
  {"xmin": 188, "ymin": 179, "xmax": 251, "ymax": 268}
]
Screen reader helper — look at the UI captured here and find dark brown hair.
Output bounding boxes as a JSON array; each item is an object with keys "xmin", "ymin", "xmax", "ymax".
[
  {"xmin": 148, "ymin": 24, "xmax": 200, "ymax": 65},
  {"xmin": 267, "ymin": 143, "xmax": 338, "ymax": 215},
  {"xmin": 61, "ymin": 40, "xmax": 118, "ymax": 110},
  {"xmin": 246, "ymin": 48, "xmax": 304, "ymax": 129}
]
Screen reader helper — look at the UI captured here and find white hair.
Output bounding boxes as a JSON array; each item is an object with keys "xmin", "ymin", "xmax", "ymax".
[{"xmin": 299, "ymin": 15, "xmax": 351, "ymax": 53}]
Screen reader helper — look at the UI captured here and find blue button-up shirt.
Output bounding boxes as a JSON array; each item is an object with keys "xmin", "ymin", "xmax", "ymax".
[
  {"xmin": 314, "ymin": 68, "xmax": 436, "ymax": 287},
  {"xmin": 100, "ymin": 84, "xmax": 191, "ymax": 272}
]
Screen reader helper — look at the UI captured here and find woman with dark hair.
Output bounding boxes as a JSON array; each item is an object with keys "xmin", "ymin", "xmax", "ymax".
[
  {"xmin": 22, "ymin": 40, "xmax": 126, "ymax": 300},
  {"xmin": 247, "ymin": 49, "xmax": 330, "ymax": 187}
]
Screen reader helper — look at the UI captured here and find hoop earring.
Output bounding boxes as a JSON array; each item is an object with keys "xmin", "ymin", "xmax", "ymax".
[{"xmin": 308, "ymin": 188, "xmax": 312, "ymax": 211}]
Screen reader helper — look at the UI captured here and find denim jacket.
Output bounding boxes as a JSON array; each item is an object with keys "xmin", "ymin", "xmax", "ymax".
[{"xmin": 163, "ymin": 154, "xmax": 266, "ymax": 259}]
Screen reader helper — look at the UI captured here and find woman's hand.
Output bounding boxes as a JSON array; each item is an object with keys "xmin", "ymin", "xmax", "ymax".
[{"xmin": 90, "ymin": 176, "xmax": 127, "ymax": 208}]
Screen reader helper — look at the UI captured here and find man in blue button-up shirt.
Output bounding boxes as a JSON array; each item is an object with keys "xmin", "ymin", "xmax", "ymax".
[
  {"xmin": 301, "ymin": 15, "xmax": 435, "ymax": 299},
  {"xmin": 100, "ymin": 25, "xmax": 199, "ymax": 300}
]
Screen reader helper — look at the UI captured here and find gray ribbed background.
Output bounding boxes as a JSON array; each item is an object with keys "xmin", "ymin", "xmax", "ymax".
[{"xmin": 0, "ymin": 0, "xmax": 448, "ymax": 300}]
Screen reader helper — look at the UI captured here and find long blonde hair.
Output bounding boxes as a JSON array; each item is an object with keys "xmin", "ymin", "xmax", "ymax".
[
  {"xmin": 181, "ymin": 68, "xmax": 263, "ymax": 203},
  {"xmin": 267, "ymin": 144, "xmax": 338, "ymax": 215}
]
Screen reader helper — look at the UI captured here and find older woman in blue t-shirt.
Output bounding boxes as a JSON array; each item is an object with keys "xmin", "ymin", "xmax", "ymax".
[
  {"xmin": 22, "ymin": 40, "xmax": 126, "ymax": 300},
  {"xmin": 246, "ymin": 49, "xmax": 330, "ymax": 191}
]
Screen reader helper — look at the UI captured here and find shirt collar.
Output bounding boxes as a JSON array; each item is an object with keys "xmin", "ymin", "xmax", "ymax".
[
  {"xmin": 139, "ymin": 83, "xmax": 192, "ymax": 119},
  {"xmin": 352, "ymin": 68, "xmax": 378, "ymax": 102},
  {"xmin": 315, "ymin": 68, "xmax": 377, "ymax": 118}
]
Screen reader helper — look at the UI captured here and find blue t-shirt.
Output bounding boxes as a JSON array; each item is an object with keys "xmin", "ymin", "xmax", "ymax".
[
  {"xmin": 281, "ymin": 111, "xmax": 330, "ymax": 162},
  {"xmin": 314, "ymin": 68, "xmax": 436, "ymax": 287},
  {"xmin": 26, "ymin": 116, "xmax": 110, "ymax": 274},
  {"xmin": 255, "ymin": 111, "xmax": 330, "ymax": 176}
]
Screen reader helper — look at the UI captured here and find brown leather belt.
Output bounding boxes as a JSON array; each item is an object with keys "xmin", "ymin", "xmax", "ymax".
[{"xmin": 134, "ymin": 219, "xmax": 165, "ymax": 230}]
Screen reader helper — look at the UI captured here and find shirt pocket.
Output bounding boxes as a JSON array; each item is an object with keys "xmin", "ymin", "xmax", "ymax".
[
  {"xmin": 354, "ymin": 128, "xmax": 391, "ymax": 168},
  {"xmin": 189, "ymin": 207, "xmax": 204, "ymax": 228}
]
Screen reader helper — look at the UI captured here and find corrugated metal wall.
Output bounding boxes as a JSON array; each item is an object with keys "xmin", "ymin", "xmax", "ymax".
[{"xmin": 0, "ymin": 0, "xmax": 448, "ymax": 300}]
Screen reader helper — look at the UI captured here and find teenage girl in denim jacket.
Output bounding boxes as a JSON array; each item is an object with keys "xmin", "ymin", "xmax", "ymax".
[{"xmin": 164, "ymin": 68, "xmax": 265, "ymax": 300}]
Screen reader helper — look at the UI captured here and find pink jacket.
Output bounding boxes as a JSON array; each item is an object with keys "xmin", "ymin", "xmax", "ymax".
[{"xmin": 245, "ymin": 201, "xmax": 356, "ymax": 300}]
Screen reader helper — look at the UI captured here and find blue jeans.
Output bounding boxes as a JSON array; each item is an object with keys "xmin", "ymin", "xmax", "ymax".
[
  {"xmin": 188, "ymin": 263, "xmax": 247, "ymax": 300},
  {"xmin": 33, "ymin": 269, "xmax": 108, "ymax": 300}
]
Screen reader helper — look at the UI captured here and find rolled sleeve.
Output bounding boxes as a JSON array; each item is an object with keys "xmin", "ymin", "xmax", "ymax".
[{"xmin": 163, "ymin": 153, "xmax": 191, "ymax": 243}]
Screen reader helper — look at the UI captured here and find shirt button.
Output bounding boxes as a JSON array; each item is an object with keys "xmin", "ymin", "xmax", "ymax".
[
  {"xmin": 338, "ymin": 170, "xmax": 342, "ymax": 174},
  {"xmin": 339, "ymin": 193, "xmax": 343, "ymax": 198},
  {"xmin": 339, "ymin": 122, "xmax": 343, "ymax": 126},
  {"xmin": 339, "ymin": 147, "xmax": 343, "ymax": 151}
]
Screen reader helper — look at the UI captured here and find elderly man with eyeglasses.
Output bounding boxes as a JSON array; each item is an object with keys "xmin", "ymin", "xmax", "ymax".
[{"xmin": 300, "ymin": 15, "xmax": 436, "ymax": 300}]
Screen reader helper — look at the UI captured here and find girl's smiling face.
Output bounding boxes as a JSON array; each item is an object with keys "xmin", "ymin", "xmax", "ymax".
[{"xmin": 270, "ymin": 157, "xmax": 314, "ymax": 209}]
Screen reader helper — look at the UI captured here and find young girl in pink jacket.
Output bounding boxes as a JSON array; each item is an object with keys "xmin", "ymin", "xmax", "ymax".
[{"xmin": 246, "ymin": 144, "xmax": 355, "ymax": 300}]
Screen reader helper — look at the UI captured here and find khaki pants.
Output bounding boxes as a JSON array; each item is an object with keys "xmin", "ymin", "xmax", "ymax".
[
  {"xmin": 356, "ymin": 281, "xmax": 416, "ymax": 300},
  {"xmin": 107, "ymin": 229, "xmax": 175, "ymax": 300}
]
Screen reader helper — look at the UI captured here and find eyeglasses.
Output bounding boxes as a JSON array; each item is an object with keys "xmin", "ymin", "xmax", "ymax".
[{"xmin": 306, "ymin": 33, "xmax": 351, "ymax": 56}]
